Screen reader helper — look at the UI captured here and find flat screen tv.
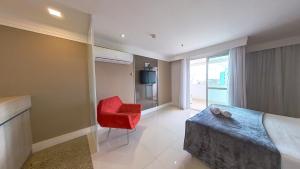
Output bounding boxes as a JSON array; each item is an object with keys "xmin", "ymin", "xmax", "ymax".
[{"xmin": 140, "ymin": 70, "xmax": 156, "ymax": 84}]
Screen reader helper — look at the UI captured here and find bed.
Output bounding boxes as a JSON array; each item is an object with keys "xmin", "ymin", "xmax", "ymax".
[
  {"xmin": 264, "ymin": 113, "xmax": 300, "ymax": 169},
  {"xmin": 184, "ymin": 105, "xmax": 300, "ymax": 169}
]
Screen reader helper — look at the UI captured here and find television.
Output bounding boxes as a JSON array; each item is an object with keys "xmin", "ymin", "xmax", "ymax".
[{"xmin": 140, "ymin": 70, "xmax": 156, "ymax": 84}]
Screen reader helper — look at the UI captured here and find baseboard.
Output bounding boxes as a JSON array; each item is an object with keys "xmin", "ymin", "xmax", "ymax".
[
  {"xmin": 32, "ymin": 126, "xmax": 93, "ymax": 153},
  {"xmin": 31, "ymin": 102, "xmax": 173, "ymax": 153},
  {"xmin": 141, "ymin": 102, "xmax": 172, "ymax": 117}
]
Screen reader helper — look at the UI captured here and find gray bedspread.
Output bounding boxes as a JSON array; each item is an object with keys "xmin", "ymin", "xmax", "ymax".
[{"xmin": 184, "ymin": 105, "xmax": 280, "ymax": 169}]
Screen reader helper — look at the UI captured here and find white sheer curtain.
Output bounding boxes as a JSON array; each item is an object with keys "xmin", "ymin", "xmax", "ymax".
[
  {"xmin": 246, "ymin": 44, "xmax": 300, "ymax": 117},
  {"xmin": 179, "ymin": 58, "xmax": 190, "ymax": 109},
  {"xmin": 228, "ymin": 46, "xmax": 247, "ymax": 108}
]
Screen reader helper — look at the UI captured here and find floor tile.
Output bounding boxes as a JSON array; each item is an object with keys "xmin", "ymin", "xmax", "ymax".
[{"xmin": 92, "ymin": 106, "xmax": 209, "ymax": 169}]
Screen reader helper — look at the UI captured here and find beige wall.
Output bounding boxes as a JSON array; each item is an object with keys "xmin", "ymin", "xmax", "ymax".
[
  {"xmin": 171, "ymin": 60, "xmax": 181, "ymax": 107},
  {"xmin": 158, "ymin": 60, "xmax": 172, "ymax": 105},
  {"xmin": 0, "ymin": 25, "xmax": 91, "ymax": 143},
  {"xmin": 95, "ymin": 61, "xmax": 134, "ymax": 103}
]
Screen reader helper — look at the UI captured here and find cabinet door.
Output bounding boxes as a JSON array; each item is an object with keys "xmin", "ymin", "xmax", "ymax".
[
  {"xmin": 2, "ymin": 110, "xmax": 32, "ymax": 169},
  {"xmin": 0, "ymin": 124, "xmax": 8, "ymax": 169}
]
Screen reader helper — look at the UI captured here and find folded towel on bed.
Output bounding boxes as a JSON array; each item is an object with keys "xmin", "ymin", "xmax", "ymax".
[{"xmin": 210, "ymin": 107, "xmax": 232, "ymax": 118}]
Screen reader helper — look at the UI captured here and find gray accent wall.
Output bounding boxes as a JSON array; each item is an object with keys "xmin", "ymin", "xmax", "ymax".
[{"xmin": 134, "ymin": 55, "xmax": 158, "ymax": 110}]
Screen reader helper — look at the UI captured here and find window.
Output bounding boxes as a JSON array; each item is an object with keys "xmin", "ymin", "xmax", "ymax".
[
  {"xmin": 207, "ymin": 54, "xmax": 229, "ymax": 105},
  {"xmin": 190, "ymin": 53, "xmax": 229, "ymax": 110}
]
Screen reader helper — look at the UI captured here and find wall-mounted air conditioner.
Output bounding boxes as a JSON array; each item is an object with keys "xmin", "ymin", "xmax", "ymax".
[{"xmin": 93, "ymin": 46, "xmax": 133, "ymax": 64}]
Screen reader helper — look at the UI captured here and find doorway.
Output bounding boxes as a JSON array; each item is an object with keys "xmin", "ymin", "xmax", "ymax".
[{"xmin": 189, "ymin": 53, "xmax": 229, "ymax": 111}]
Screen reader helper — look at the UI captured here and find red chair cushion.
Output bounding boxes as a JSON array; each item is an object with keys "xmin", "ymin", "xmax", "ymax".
[
  {"xmin": 98, "ymin": 96, "xmax": 122, "ymax": 113},
  {"xmin": 97, "ymin": 96, "xmax": 142, "ymax": 129}
]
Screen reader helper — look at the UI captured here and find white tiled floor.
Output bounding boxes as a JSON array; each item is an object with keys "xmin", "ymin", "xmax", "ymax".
[{"xmin": 92, "ymin": 106, "xmax": 211, "ymax": 169}]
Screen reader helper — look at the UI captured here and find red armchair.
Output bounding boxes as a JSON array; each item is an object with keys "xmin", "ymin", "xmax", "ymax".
[{"xmin": 97, "ymin": 96, "xmax": 142, "ymax": 143}]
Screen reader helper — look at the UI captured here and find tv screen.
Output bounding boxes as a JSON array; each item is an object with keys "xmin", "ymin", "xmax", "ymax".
[{"xmin": 140, "ymin": 70, "xmax": 156, "ymax": 84}]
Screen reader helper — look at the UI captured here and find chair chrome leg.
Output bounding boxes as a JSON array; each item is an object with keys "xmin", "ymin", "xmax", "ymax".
[
  {"xmin": 106, "ymin": 128, "xmax": 132, "ymax": 145},
  {"xmin": 107, "ymin": 128, "xmax": 111, "ymax": 139},
  {"xmin": 126, "ymin": 129, "xmax": 129, "ymax": 145}
]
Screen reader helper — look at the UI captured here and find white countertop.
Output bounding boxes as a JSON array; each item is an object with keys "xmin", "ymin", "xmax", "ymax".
[{"xmin": 0, "ymin": 96, "xmax": 31, "ymax": 125}]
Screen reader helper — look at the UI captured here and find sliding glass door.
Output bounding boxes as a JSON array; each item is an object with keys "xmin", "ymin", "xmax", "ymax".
[
  {"xmin": 207, "ymin": 54, "xmax": 229, "ymax": 105},
  {"xmin": 189, "ymin": 53, "xmax": 229, "ymax": 110}
]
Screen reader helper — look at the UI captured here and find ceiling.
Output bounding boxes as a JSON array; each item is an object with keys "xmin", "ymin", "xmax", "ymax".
[
  {"xmin": 56, "ymin": 0, "xmax": 300, "ymax": 58},
  {"xmin": 2, "ymin": 0, "xmax": 300, "ymax": 58},
  {"xmin": 0, "ymin": 0, "xmax": 90, "ymax": 42}
]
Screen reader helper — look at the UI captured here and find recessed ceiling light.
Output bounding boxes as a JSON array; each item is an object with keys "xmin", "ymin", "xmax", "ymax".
[
  {"xmin": 48, "ymin": 8, "xmax": 62, "ymax": 18},
  {"xmin": 121, "ymin": 34, "xmax": 125, "ymax": 38},
  {"xmin": 150, "ymin": 34, "xmax": 156, "ymax": 39}
]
